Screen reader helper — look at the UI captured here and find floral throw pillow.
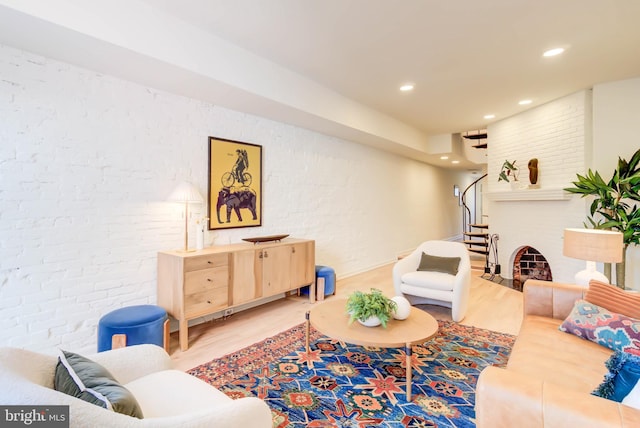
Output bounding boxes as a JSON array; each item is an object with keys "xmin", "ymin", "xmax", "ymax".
[{"xmin": 559, "ymin": 299, "xmax": 640, "ymax": 355}]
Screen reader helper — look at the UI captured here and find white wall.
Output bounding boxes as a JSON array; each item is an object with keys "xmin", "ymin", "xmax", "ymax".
[
  {"xmin": 487, "ymin": 84, "xmax": 640, "ymax": 288},
  {"xmin": 486, "ymin": 91, "xmax": 590, "ymax": 282},
  {"xmin": 593, "ymin": 77, "xmax": 640, "ymax": 288},
  {"xmin": 0, "ymin": 44, "xmax": 466, "ymax": 354}
]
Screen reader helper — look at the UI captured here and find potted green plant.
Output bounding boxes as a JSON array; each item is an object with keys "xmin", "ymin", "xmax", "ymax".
[
  {"xmin": 564, "ymin": 148, "xmax": 640, "ymax": 289},
  {"xmin": 346, "ymin": 289, "xmax": 397, "ymax": 328},
  {"xmin": 498, "ymin": 160, "xmax": 520, "ymax": 189}
]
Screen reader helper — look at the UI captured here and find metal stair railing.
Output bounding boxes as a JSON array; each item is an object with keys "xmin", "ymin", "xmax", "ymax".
[{"xmin": 461, "ymin": 173, "xmax": 487, "ymax": 234}]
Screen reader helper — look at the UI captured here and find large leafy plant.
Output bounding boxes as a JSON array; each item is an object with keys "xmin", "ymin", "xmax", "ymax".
[
  {"xmin": 346, "ymin": 289, "xmax": 397, "ymax": 328},
  {"xmin": 564, "ymin": 148, "xmax": 640, "ymax": 288}
]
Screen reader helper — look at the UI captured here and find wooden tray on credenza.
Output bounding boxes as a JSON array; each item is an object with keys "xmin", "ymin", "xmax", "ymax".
[{"xmin": 242, "ymin": 234, "xmax": 290, "ymax": 244}]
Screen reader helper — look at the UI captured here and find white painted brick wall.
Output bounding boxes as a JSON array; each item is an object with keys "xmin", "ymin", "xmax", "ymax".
[
  {"xmin": 487, "ymin": 91, "xmax": 590, "ymax": 282},
  {"xmin": 0, "ymin": 44, "xmax": 467, "ymax": 354},
  {"xmin": 592, "ymin": 78, "xmax": 640, "ymax": 289}
]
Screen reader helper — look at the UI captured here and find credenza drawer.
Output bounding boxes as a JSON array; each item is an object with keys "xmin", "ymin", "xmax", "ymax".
[
  {"xmin": 184, "ymin": 253, "xmax": 228, "ymax": 272},
  {"xmin": 184, "ymin": 267, "xmax": 229, "ymax": 295},
  {"xmin": 184, "ymin": 288, "xmax": 228, "ymax": 318}
]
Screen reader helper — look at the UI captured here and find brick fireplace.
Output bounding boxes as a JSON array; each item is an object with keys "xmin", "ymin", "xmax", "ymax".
[
  {"xmin": 485, "ymin": 90, "xmax": 590, "ymax": 283},
  {"xmin": 484, "ymin": 84, "xmax": 638, "ymax": 288},
  {"xmin": 512, "ymin": 246, "xmax": 553, "ymax": 291}
]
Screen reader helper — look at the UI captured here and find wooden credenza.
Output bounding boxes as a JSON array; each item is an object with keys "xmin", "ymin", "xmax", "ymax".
[{"xmin": 157, "ymin": 238, "xmax": 315, "ymax": 351}]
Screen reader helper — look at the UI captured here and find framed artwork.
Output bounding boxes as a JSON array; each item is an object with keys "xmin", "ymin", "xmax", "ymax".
[{"xmin": 208, "ymin": 136, "xmax": 262, "ymax": 230}]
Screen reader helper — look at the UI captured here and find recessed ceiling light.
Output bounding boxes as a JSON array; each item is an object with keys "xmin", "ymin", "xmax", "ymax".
[
  {"xmin": 484, "ymin": 114, "xmax": 496, "ymax": 120},
  {"xmin": 543, "ymin": 47, "xmax": 565, "ymax": 57},
  {"xmin": 519, "ymin": 99, "xmax": 532, "ymax": 105},
  {"xmin": 451, "ymin": 160, "xmax": 460, "ymax": 164},
  {"xmin": 440, "ymin": 155, "xmax": 449, "ymax": 160},
  {"xmin": 399, "ymin": 84, "xmax": 415, "ymax": 92}
]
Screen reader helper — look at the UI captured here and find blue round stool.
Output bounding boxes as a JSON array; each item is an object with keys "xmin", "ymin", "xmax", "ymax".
[
  {"xmin": 300, "ymin": 265, "xmax": 336, "ymax": 299},
  {"xmin": 97, "ymin": 305, "xmax": 168, "ymax": 352}
]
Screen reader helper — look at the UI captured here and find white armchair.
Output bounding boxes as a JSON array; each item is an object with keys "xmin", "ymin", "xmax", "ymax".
[
  {"xmin": 393, "ymin": 240, "xmax": 471, "ymax": 322},
  {"xmin": 0, "ymin": 344, "xmax": 272, "ymax": 428}
]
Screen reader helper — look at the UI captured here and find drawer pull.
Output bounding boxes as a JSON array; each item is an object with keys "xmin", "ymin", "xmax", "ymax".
[
  {"xmin": 207, "ymin": 260, "xmax": 213, "ymax": 264},
  {"xmin": 264, "ymin": 251, "xmax": 269, "ymax": 258},
  {"xmin": 259, "ymin": 251, "xmax": 263, "ymax": 259},
  {"xmin": 207, "ymin": 278, "xmax": 212, "ymax": 282},
  {"xmin": 207, "ymin": 300, "xmax": 212, "ymax": 304}
]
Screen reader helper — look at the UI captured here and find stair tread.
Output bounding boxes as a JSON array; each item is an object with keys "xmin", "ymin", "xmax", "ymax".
[
  {"xmin": 463, "ymin": 133, "xmax": 487, "ymax": 140},
  {"xmin": 463, "ymin": 240, "xmax": 488, "ymax": 246},
  {"xmin": 469, "ymin": 223, "xmax": 489, "ymax": 229},
  {"xmin": 468, "ymin": 249, "xmax": 490, "ymax": 255},
  {"xmin": 464, "ymin": 232, "xmax": 489, "ymax": 237}
]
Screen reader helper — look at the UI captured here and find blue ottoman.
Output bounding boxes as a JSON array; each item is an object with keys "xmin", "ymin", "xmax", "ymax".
[
  {"xmin": 300, "ymin": 265, "xmax": 336, "ymax": 300},
  {"xmin": 98, "ymin": 305, "xmax": 168, "ymax": 352}
]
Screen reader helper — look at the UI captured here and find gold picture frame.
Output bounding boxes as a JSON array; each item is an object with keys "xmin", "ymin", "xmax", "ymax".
[{"xmin": 208, "ymin": 136, "xmax": 262, "ymax": 230}]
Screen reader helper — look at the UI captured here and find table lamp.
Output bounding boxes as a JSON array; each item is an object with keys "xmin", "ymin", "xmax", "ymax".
[
  {"xmin": 168, "ymin": 181, "xmax": 203, "ymax": 252},
  {"xmin": 563, "ymin": 228, "xmax": 623, "ymax": 286}
]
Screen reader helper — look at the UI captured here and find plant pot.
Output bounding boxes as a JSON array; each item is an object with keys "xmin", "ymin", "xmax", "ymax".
[{"xmin": 358, "ymin": 316, "xmax": 382, "ymax": 327}]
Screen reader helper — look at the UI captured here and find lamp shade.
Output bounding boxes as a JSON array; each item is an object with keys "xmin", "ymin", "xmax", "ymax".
[
  {"xmin": 563, "ymin": 228, "xmax": 623, "ymax": 263},
  {"xmin": 168, "ymin": 181, "xmax": 203, "ymax": 203}
]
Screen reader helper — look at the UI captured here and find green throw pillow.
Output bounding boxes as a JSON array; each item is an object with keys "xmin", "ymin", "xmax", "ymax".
[
  {"xmin": 54, "ymin": 350, "xmax": 143, "ymax": 419},
  {"xmin": 417, "ymin": 252, "xmax": 461, "ymax": 275}
]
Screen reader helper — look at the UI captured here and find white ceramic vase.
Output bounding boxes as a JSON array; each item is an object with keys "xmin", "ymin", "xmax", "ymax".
[
  {"xmin": 358, "ymin": 316, "xmax": 382, "ymax": 327},
  {"xmin": 196, "ymin": 224, "xmax": 205, "ymax": 250},
  {"xmin": 391, "ymin": 296, "xmax": 411, "ymax": 320}
]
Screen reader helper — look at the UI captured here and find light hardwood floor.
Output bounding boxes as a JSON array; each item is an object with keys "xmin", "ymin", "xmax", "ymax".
[{"xmin": 169, "ymin": 261, "xmax": 523, "ymax": 371}]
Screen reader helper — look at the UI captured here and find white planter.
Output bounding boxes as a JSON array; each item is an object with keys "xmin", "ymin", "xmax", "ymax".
[
  {"xmin": 391, "ymin": 296, "xmax": 411, "ymax": 320},
  {"xmin": 358, "ymin": 316, "xmax": 382, "ymax": 327}
]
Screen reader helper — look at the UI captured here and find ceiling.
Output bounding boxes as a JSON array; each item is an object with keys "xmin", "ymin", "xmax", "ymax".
[
  {"xmin": 146, "ymin": 0, "xmax": 640, "ymax": 134},
  {"xmin": 1, "ymin": 0, "xmax": 640, "ymax": 168}
]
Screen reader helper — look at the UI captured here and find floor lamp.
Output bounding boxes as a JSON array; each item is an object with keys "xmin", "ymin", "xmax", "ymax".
[
  {"xmin": 168, "ymin": 181, "xmax": 204, "ymax": 252},
  {"xmin": 563, "ymin": 228, "xmax": 623, "ymax": 286}
]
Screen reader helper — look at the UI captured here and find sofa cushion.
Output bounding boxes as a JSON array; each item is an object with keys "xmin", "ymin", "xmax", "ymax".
[
  {"xmin": 401, "ymin": 270, "xmax": 456, "ymax": 291},
  {"xmin": 125, "ymin": 370, "xmax": 231, "ymax": 418},
  {"xmin": 586, "ymin": 280, "xmax": 640, "ymax": 320},
  {"xmin": 593, "ymin": 351, "xmax": 640, "ymax": 409},
  {"xmin": 417, "ymin": 252, "xmax": 460, "ymax": 275},
  {"xmin": 508, "ymin": 315, "xmax": 611, "ymax": 393},
  {"xmin": 559, "ymin": 299, "xmax": 640, "ymax": 355},
  {"xmin": 54, "ymin": 350, "xmax": 143, "ymax": 418}
]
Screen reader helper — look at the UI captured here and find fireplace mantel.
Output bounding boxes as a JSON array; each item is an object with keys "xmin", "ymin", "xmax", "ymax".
[{"xmin": 487, "ymin": 188, "xmax": 572, "ymax": 202}]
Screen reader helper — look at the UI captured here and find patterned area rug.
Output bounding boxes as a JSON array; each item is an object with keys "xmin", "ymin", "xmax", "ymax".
[{"xmin": 188, "ymin": 320, "xmax": 514, "ymax": 427}]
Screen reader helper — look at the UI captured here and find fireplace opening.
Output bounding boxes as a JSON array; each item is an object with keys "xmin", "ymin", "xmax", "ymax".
[{"xmin": 512, "ymin": 246, "xmax": 553, "ymax": 291}]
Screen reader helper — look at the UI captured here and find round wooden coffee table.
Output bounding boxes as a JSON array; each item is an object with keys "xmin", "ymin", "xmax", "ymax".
[{"xmin": 305, "ymin": 298, "xmax": 438, "ymax": 401}]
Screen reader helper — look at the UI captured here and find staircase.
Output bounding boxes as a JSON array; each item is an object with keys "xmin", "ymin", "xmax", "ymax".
[
  {"xmin": 463, "ymin": 224, "xmax": 489, "ymax": 257},
  {"xmin": 461, "ymin": 174, "xmax": 490, "ymax": 271}
]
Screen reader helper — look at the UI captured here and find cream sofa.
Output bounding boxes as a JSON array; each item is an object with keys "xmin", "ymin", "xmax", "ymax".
[
  {"xmin": 0, "ymin": 344, "xmax": 272, "ymax": 428},
  {"xmin": 476, "ymin": 280, "xmax": 640, "ymax": 427}
]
